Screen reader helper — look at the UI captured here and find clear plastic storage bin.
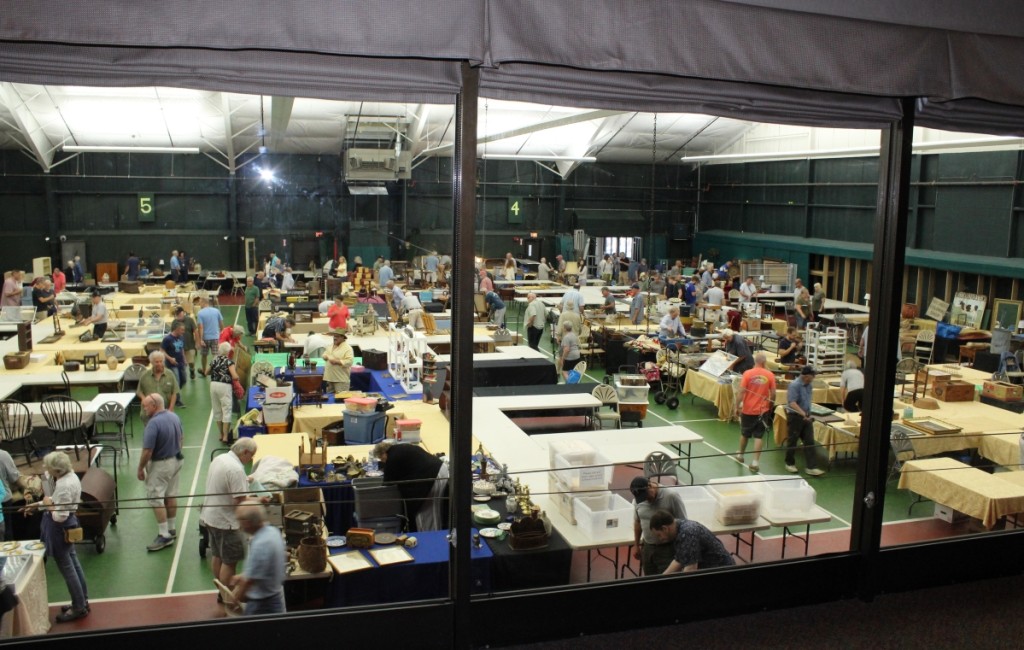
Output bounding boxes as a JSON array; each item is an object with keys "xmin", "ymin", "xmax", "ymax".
[{"xmin": 573, "ymin": 493, "xmax": 633, "ymax": 542}]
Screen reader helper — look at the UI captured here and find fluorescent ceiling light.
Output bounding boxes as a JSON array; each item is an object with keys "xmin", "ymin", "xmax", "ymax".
[
  {"xmin": 347, "ymin": 184, "xmax": 389, "ymax": 195},
  {"xmin": 62, "ymin": 145, "xmax": 200, "ymax": 154},
  {"xmin": 481, "ymin": 154, "xmax": 597, "ymax": 163},
  {"xmin": 682, "ymin": 137, "xmax": 1024, "ymax": 164}
]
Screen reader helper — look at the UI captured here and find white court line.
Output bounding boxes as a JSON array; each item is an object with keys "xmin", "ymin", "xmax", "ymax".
[{"xmin": 164, "ymin": 407, "xmax": 215, "ymax": 594}]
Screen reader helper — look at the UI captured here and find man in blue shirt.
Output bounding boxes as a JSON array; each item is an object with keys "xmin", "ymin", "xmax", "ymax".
[
  {"xmin": 683, "ymin": 275, "xmax": 701, "ymax": 308},
  {"xmin": 650, "ymin": 509, "xmax": 735, "ymax": 573},
  {"xmin": 232, "ymin": 500, "xmax": 286, "ymax": 615},
  {"xmin": 784, "ymin": 365, "xmax": 825, "ymax": 476},
  {"xmin": 629, "ymin": 284, "xmax": 645, "ymax": 325},
  {"xmin": 161, "ymin": 321, "xmax": 188, "ymax": 403},
  {"xmin": 169, "ymin": 250, "xmax": 181, "ymax": 282},
  {"xmin": 195, "ymin": 297, "xmax": 225, "ymax": 377},
  {"xmin": 386, "ymin": 280, "xmax": 405, "ymax": 313},
  {"xmin": 423, "ymin": 251, "xmax": 439, "ymax": 285},
  {"xmin": 378, "ymin": 260, "xmax": 394, "ymax": 287},
  {"xmin": 138, "ymin": 394, "xmax": 184, "ymax": 551},
  {"xmin": 124, "ymin": 252, "xmax": 140, "ymax": 281},
  {"xmin": 485, "ymin": 291, "xmax": 506, "ymax": 327}
]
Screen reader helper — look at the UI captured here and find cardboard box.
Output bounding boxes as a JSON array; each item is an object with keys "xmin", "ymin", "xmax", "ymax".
[
  {"xmin": 280, "ymin": 486, "xmax": 325, "ymax": 522},
  {"xmin": 932, "ymin": 380, "xmax": 975, "ymax": 402},
  {"xmin": 934, "ymin": 503, "xmax": 968, "ymax": 523},
  {"xmin": 982, "ymin": 380, "xmax": 1023, "ymax": 402}
]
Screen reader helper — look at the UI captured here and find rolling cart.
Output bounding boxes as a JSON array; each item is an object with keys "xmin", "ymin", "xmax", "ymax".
[
  {"xmin": 77, "ymin": 461, "xmax": 118, "ymax": 553},
  {"xmin": 615, "ymin": 372, "xmax": 650, "ymax": 426}
]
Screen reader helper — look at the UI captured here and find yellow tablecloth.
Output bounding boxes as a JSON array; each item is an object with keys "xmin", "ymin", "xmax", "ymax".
[
  {"xmin": 898, "ymin": 458, "xmax": 1024, "ymax": 529},
  {"xmin": 978, "ymin": 432, "xmax": 1024, "ymax": 471},
  {"xmin": 682, "ymin": 371, "xmax": 735, "ymax": 421},
  {"xmin": 291, "ymin": 400, "xmax": 450, "ymax": 454}
]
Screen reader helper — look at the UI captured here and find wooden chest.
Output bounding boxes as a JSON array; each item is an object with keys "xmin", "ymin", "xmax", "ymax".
[{"xmin": 932, "ymin": 380, "xmax": 975, "ymax": 402}]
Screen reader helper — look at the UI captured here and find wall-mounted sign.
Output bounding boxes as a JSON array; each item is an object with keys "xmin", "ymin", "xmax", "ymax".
[{"xmin": 138, "ymin": 193, "xmax": 155, "ymax": 222}]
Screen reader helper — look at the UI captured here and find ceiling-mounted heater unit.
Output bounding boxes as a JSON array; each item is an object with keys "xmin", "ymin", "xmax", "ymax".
[{"xmin": 343, "ymin": 148, "xmax": 412, "ymax": 182}]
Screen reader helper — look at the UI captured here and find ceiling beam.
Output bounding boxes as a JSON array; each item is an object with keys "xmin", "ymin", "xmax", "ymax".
[
  {"xmin": 423, "ymin": 109, "xmax": 623, "ymax": 157},
  {"xmin": 0, "ymin": 82, "xmax": 55, "ymax": 171},
  {"xmin": 220, "ymin": 93, "xmax": 237, "ymax": 172},
  {"xmin": 268, "ymin": 96, "xmax": 294, "ymax": 151}
]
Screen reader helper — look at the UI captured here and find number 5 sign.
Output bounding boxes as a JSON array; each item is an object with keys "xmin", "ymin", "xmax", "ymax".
[{"xmin": 138, "ymin": 193, "xmax": 155, "ymax": 222}]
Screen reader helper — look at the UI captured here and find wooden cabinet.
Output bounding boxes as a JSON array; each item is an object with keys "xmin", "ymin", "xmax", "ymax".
[{"xmin": 95, "ymin": 262, "xmax": 119, "ymax": 284}]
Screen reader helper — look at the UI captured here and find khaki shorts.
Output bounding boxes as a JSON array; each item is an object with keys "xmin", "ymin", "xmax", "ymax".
[
  {"xmin": 207, "ymin": 525, "xmax": 245, "ymax": 565},
  {"xmin": 145, "ymin": 457, "xmax": 183, "ymax": 506},
  {"xmin": 184, "ymin": 350, "xmax": 196, "ymax": 364}
]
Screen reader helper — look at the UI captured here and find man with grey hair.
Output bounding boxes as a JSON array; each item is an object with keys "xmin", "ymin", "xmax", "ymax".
[
  {"xmin": 523, "ymin": 292, "xmax": 547, "ymax": 350},
  {"xmin": 378, "ymin": 259, "xmax": 394, "ymax": 287},
  {"xmin": 202, "ymin": 437, "xmax": 258, "ymax": 592},
  {"xmin": 138, "ymin": 394, "xmax": 184, "ymax": 551},
  {"xmin": 231, "ymin": 499, "xmax": 286, "ymax": 615},
  {"xmin": 721, "ymin": 328, "xmax": 754, "ymax": 374},
  {"xmin": 840, "ymin": 360, "xmax": 865, "ymax": 412},
  {"xmin": 137, "ymin": 350, "xmax": 180, "ymax": 421}
]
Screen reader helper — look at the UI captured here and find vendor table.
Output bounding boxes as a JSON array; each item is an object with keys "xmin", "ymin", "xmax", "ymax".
[
  {"xmin": 291, "ymin": 401, "xmax": 449, "ymax": 451},
  {"xmin": 463, "ymin": 357, "xmax": 557, "ymax": 387},
  {"xmin": 898, "ymin": 458, "xmax": 1024, "ymax": 529},
  {"xmin": 325, "ymin": 528, "xmax": 491, "ymax": 606},
  {"xmin": 479, "ymin": 498, "xmax": 573, "ymax": 590},
  {"xmin": 761, "ymin": 505, "xmax": 833, "ymax": 558},
  {"xmin": 0, "ymin": 546, "xmax": 49, "ymax": 637}
]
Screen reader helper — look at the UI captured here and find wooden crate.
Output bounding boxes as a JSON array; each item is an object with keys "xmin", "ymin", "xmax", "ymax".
[
  {"xmin": 932, "ymin": 380, "xmax": 975, "ymax": 402},
  {"xmin": 982, "ymin": 381, "xmax": 1023, "ymax": 402}
]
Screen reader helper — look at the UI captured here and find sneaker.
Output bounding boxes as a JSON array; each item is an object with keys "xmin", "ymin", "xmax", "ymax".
[
  {"xmin": 190, "ymin": 369, "xmax": 195, "ymax": 379},
  {"xmin": 147, "ymin": 535, "xmax": 175, "ymax": 552},
  {"xmin": 733, "ymin": 452, "xmax": 744, "ymax": 463},
  {"xmin": 177, "ymin": 402, "xmax": 187, "ymax": 409},
  {"xmin": 749, "ymin": 460, "xmax": 760, "ymax": 473},
  {"xmin": 61, "ymin": 603, "xmax": 90, "ymax": 614},
  {"xmin": 56, "ymin": 608, "xmax": 89, "ymax": 623},
  {"xmin": 785, "ymin": 464, "xmax": 799, "ymax": 473},
  {"xmin": 169, "ymin": 529, "xmax": 177, "ymax": 538},
  {"xmin": 806, "ymin": 468, "xmax": 825, "ymax": 477}
]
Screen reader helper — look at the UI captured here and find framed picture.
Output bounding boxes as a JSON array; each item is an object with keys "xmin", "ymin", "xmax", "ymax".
[
  {"xmin": 991, "ymin": 299, "xmax": 1023, "ymax": 331},
  {"xmin": 950, "ymin": 291, "xmax": 986, "ymax": 328}
]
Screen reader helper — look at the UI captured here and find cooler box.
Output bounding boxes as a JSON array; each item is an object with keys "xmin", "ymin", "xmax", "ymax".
[
  {"xmin": 343, "ymin": 410, "xmax": 387, "ymax": 444},
  {"xmin": 262, "ymin": 384, "xmax": 294, "ymax": 425}
]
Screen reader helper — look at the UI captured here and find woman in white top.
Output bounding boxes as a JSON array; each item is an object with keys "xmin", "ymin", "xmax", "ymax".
[
  {"xmin": 27, "ymin": 451, "xmax": 89, "ymax": 622},
  {"xmin": 503, "ymin": 256, "xmax": 517, "ymax": 281}
]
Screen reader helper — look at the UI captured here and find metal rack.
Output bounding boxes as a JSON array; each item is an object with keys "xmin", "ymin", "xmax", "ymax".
[{"xmin": 804, "ymin": 326, "xmax": 847, "ymax": 373}]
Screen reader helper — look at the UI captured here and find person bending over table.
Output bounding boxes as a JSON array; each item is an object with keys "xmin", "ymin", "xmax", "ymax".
[
  {"xmin": 721, "ymin": 328, "xmax": 754, "ymax": 374},
  {"xmin": 373, "ymin": 440, "xmax": 449, "ymax": 532},
  {"xmin": 630, "ymin": 477, "xmax": 688, "ymax": 576},
  {"xmin": 261, "ymin": 315, "xmax": 296, "ymax": 352},
  {"xmin": 784, "ymin": 365, "xmax": 825, "ymax": 477},
  {"xmin": 840, "ymin": 361, "xmax": 865, "ymax": 413},
  {"xmin": 77, "ymin": 291, "xmax": 108, "ymax": 338},
  {"xmin": 649, "ymin": 509, "xmax": 735, "ymax": 574},
  {"xmin": 658, "ymin": 305, "xmax": 690, "ymax": 350},
  {"xmin": 485, "ymin": 290, "xmax": 505, "ymax": 328},
  {"xmin": 600, "ymin": 286, "xmax": 617, "ymax": 315}
]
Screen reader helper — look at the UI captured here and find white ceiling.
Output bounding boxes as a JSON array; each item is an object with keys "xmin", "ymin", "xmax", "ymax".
[{"xmin": 0, "ymin": 82, "xmax": 756, "ymax": 175}]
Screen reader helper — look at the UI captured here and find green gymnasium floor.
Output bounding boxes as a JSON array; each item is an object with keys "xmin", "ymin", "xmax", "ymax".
[{"xmin": 40, "ymin": 303, "xmax": 977, "ymax": 627}]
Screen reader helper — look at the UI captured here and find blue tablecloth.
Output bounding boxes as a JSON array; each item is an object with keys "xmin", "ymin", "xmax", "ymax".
[
  {"xmin": 326, "ymin": 529, "xmax": 492, "ymax": 606},
  {"xmin": 297, "ymin": 467, "xmax": 354, "ymax": 535},
  {"xmin": 247, "ymin": 365, "xmax": 419, "ymax": 410}
]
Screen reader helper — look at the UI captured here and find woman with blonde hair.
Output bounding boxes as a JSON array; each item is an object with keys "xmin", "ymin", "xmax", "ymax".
[{"xmin": 25, "ymin": 451, "xmax": 89, "ymax": 622}]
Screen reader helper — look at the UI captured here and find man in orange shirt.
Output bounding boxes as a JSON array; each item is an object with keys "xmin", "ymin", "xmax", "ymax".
[
  {"xmin": 327, "ymin": 295, "xmax": 349, "ymax": 331},
  {"xmin": 733, "ymin": 352, "xmax": 776, "ymax": 472}
]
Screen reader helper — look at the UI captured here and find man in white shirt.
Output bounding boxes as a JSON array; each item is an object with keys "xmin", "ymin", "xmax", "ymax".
[
  {"xmin": 658, "ymin": 306, "xmax": 689, "ymax": 349},
  {"xmin": 840, "ymin": 361, "xmax": 865, "ymax": 412},
  {"xmin": 401, "ymin": 293, "xmax": 425, "ymax": 330},
  {"xmin": 793, "ymin": 278, "xmax": 805, "ymax": 303},
  {"xmin": 560, "ymin": 283, "xmax": 585, "ymax": 315},
  {"xmin": 536, "ymin": 257, "xmax": 552, "ymax": 282},
  {"xmin": 739, "ymin": 276, "xmax": 759, "ymax": 302},
  {"xmin": 523, "ymin": 293, "xmax": 548, "ymax": 351}
]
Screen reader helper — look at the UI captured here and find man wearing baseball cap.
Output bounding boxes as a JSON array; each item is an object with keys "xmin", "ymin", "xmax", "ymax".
[
  {"xmin": 322, "ymin": 329, "xmax": 354, "ymax": 393},
  {"xmin": 630, "ymin": 476, "xmax": 688, "ymax": 576},
  {"xmin": 784, "ymin": 365, "xmax": 825, "ymax": 476}
]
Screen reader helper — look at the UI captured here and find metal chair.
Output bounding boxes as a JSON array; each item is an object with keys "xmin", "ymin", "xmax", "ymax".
[
  {"xmin": 40, "ymin": 396, "xmax": 89, "ymax": 460},
  {"xmin": 888, "ymin": 428, "xmax": 916, "ymax": 483},
  {"xmin": 644, "ymin": 451, "xmax": 678, "ymax": 485},
  {"xmin": 93, "ymin": 401, "xmax": 128, "ymax": 462},
  {"xmin": 230, "ymin": 275, "xmax": 245, "ymax": 297},
  {"xmin": 120, "ymin": 363, "xmax": 148, "ymax": 437},
  {"xmin": 895, "ymin": 358, "xmax": 923, "ymax": 400},
  {"xmin": 251, "ymin": 360, "xmax": 275, "ymax": 383},
  {"xmin": 258, "ymin": 299, "xmax": 272, "ymax": 312},
  {"xmin": 591, "ymin": 384, "xmax": 621, "ymax": 429},
  {"xmin": 913, "ymin": 329, "xmax": 935, "ymax": 364},
  {"xmin": 105, "ymin": 343, "xmax": 125, "ymax": 362},
  {"xmin": 0, "ymin": 400, "xmax": 37, "ymax": 465}
]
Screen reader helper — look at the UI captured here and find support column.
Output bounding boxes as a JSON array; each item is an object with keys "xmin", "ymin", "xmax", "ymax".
[
  {"xmin": 450, "ymin": 62, "xmax": 478, "ymax": 650},
  {"xmin": 851, "ymin": 97, "xmax": 915, "ymax": 599}
]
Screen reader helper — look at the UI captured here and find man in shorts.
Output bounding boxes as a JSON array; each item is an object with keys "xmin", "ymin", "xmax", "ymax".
[
  {"xmin": 137, "ymin": 394, "xmax": 184, "ymax": 551},
  {"xmin": 733, "ymin": 352, "xmax": 776, "ymax": 472},
  {"xmin": 201, "ymin": 437, "xmax": 258, "ymax": 592}
]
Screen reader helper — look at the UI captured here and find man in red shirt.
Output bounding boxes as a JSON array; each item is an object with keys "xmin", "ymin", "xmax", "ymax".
[
  {"xmin": 733, "ymin": 352, "xmax": 776, "ymax": 472},
  {"xmin": 327, "ymin": 295, "xmax": 349, "ymax": 330},
  {"xmin": 218, "ymin": 325, "xmax": 245, "ymax": 359}
]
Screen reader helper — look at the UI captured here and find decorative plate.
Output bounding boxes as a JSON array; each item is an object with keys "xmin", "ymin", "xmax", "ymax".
[
  {"xmin": 326, "ymin": 536, "xmax": 347, "ymax": 548},
  {"xmin": 496, "ymin": 523, "xmax": 512, "ymax": 531},
  {"xmin": 24, "ymin": 541, "xmax": 45, "ymax": 551},
  {"xmin": 0, "ymin": 541, "xmax": 19, "ymax": 552},
  {"xmin": 473, "ymin": 494, "xmax": 491, "ymax": 502},
  {"xmin": 364, "ymin": 470, "xmax": 383, "ymax": 478},
  {"xmin": 375, "ymin": 533, "xmax": 397, "ymax": 545},
  {"xmin": 478, "ymin": 528, "xmax": 502, "ymax": 538}
]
